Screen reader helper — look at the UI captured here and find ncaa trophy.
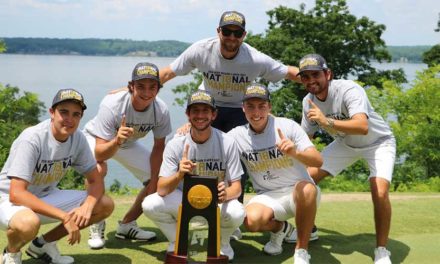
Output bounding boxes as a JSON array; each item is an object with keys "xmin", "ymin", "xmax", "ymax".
[{"xmin": 165, "ymin": 175, "xmax": 228, "ymax": 264}]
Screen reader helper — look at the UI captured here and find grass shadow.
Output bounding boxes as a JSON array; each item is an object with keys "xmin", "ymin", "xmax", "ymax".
[
  {"xmin": 104, "ymin": 227, "xmax": 166, "ymax": 262},
  {"xmin": 311, "ymin": 228, "xmax": 410, "ymax": 263},
  {"xmin": 23, "ymin": 253, "xmax": 132, "ymax": 264}
]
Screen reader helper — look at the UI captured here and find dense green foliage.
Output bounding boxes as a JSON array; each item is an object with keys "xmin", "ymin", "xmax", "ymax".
[
  {"xmin": 422, "ymin": 14, "xmax": 440, "ymax": 67},
  {"xmin": 3, "ymin": 37, "xmax": 190, "ymax": 57},
  {"xmin": 367, "ymin": 66, "xmax": 440, "ymax": 189},
  {"xmin": 0, "ymin": 84, "xmax": 45, "ymax": 167},
  {"xmin": 423, "ymin": 44, "xmax": 440, "ymax": 66}
]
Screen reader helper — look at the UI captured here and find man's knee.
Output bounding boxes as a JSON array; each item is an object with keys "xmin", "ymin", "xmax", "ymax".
[
  {"xmin": 295, "ymin": 182, "xmax": 318, "ymax": 203},
  {"xmin": 94, "ymin": 195, "xmax": 115, "ymax": 219},
  {"xmin": 243, "ymin": 208, "xmax": 265, "ymax": 232},
  {"xmin": 142, "ymin": 193, "xmax": 165, "ymax": 218},
  {"xmin": 9, "ymin": 209, "xmax": 40, "ymax": 239},
  {"xmin": 370, "ymin": 177, "xmax": 390, "ymax": 201}
]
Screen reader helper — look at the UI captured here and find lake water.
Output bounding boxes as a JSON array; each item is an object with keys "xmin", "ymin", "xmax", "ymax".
[{"xmin": 0, "ymin": 54, "xmax": 427, "ymax": 188}]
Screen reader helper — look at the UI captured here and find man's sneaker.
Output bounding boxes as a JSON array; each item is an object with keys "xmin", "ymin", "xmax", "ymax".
[
  {"xmin": 26, "ymin": 239, "xmax": 74, "ymax": 264},
  {"xmin": 230, "ymin": 227, "xmax": 242, "ymax": 241},
  {"xmin": 88, "ymin": 220, "xmax": 106, "ymax": 249},
  {"xmin": 294, "ymin": 248, "xmax": 311, "ymax": 264},
  {"xmin": 374, "ymin": 247, "xmax": 391, "ymax": 264},
  {"xmin": 2, "ymin": 248, "xmax": 22, "ymax": 264},
  {"xmin": 115, "ymin": 220, "xmax": 156, "ymax": 241},
  {"xmin": 220, "ymin": 243, "xmax": 234, "ymax": 262},
  {"xmin": 285, "ymin": 225, "xmax": 319, "ymax": 243},
  {"xmin": 263, "ymin": 221, "xmax": 293, "ymax": 256}
]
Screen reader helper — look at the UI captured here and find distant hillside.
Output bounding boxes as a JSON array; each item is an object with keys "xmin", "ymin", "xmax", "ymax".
[
  {"xmin": 387, "ymin": 45, "xmax": 432, "ymax": 62},
  {"xmin": 0, "ymin": 38, "xmax": 433, "ymax": 62},
  {"xmin": 1, "ymin": 38, "xmax": 190, "ymax": 57}
]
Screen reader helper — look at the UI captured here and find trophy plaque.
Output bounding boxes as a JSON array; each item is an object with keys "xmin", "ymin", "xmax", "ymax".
[{"xmin": 165, "ymin": 175, "xmax": 228, "ymax": 264}]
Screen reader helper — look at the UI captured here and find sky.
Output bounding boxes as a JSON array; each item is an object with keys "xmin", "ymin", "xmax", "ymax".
[{"xmin": 0, "ymin": 0, "xmax": 438, "ymax": 46}]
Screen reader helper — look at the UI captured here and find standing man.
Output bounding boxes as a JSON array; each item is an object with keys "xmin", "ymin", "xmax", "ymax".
[
  {"xmin": 0, "ymin": 89, "xmax": 114, "ymax": 264},
  {"xmin": 228, "ymin": 84, "xmax": 322, "ymax": 264},
  {"xmin": 142, "ymin": 90, "xmax": 245, "ymax": 261},
  {"xmin": 83, "ymin": 62, "xmax": 172, "ymax": 249},
  {"xmin": 299, "ymin": 54, "xmax": 396, "ymax": 264}
]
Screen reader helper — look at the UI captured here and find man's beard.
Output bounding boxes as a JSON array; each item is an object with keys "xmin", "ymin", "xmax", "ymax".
[
  {"xmin": 190, "ymin": 119, "xmax": 212, "ymax": 132},
  {"xmin": 221, "ymin": 40, "xmax": 240, "ymax": 53}
]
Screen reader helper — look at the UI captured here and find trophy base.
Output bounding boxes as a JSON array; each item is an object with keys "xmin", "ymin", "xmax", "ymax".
[{"xmin": 165, "ymin": 252, "xmax": 229, "ymax": 264}]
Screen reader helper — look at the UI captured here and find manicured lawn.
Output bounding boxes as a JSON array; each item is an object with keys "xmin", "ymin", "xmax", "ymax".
[{"xmin": 2, "ymin": 193, "xmax": 439, "ymax": 263}]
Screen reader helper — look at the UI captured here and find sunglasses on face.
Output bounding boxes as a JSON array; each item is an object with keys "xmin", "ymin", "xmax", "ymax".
[{"xmin": 220, "ymin": 27, "xmax": 245, "ymax": 38}]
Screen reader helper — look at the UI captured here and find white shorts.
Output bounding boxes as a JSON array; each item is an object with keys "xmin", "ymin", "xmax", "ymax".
[
  {"xmin": 246, "ymin": 185, "xmax": 321, "ymax": 221},
  {"xmin": 321, "ymin": 136, "xmax": 396, "ymax": 182},
  {"xmin": 85, "ymin": 132, "xmax": 151, "ymax": 184},
  {"xmin": 0, "ymin": 189, "xmax": 87, "ymax": 230}
]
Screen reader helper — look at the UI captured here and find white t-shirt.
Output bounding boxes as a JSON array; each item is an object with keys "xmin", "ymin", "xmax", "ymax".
[
  {"xmin": 84, "ymin": 91, "xmax": 172, "ymax": 148},
  {"xmin": 159, "ymin": 128, "xmax": 243, "ymax": 191},
  {"xmin": 170, "ymin": 37, "xmax": 288, "ymax": 108},
  {"xmin": 301, "ymin": 79, "xmax": 393, "ymax": 148},
  {"xmin": 228, "ymin": 116, "xmax": 315, "ymax": 194},
  {"xmin": 0, "ymin": 119, "xmax": 96, "ymax": 197}
]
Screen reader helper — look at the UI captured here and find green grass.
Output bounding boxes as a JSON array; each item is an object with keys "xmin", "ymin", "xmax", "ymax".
[{"xmin": 2, "ymin": 193, "xmax": 439, "ymax": 264}]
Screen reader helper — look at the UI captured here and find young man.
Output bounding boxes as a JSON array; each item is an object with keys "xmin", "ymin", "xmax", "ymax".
[
  {"xmin": 299, "ymin": 54, "xmax": 396, "ymax": 264},
  {"xmin": 83, "ymin": 62, "xmax": 172, "ymax": 249},
  {"xmin": 142, "ymin": 90, "xmax": 245, "ymax": 261},
  {"xmin": 228, "ymin": 84, "xmax": 322, "ymax": 264},
  {"xmin": 0, "ymin": 89, "xmax": 114, "ymax": 264}
]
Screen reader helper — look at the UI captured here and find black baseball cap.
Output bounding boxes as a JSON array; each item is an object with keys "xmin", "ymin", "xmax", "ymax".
[
  {"xmin": 242, "ymin": 83, "xmax": 270, "ymax": 102},
  {"xmin": 297, "ymin": 54, "xmax": 329, "ymax": 76},
  {"xmin": 219, "ymin": 11, "xmax": 246, "ymax": 30},
  {"xmin": 187, "ymin": 90, "xmax": 216, "ymax": 110},
  {"xmin": 132, "ymin": 62, "xmax": 162, "ymax": 87},
  {"xmin": 52, "ymin": 88, "xmax": 87, "ymax": 110}
]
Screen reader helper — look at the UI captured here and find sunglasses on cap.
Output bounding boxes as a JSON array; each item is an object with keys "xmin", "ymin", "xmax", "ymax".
[{"xmin": 220, "ymin": 27, "xmax": 245, "ymax": 38}]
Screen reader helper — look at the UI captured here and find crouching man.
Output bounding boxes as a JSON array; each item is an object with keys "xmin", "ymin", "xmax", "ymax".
[
  {"xmin": 142, "ymin": 90, "xmax": 245, "ymax": 261},
  {"xmin": 0, "ymin": 89, "xmax": 114, "ymax": 264},
  {"xmin": 228, "ymin": 84, "xmax": 322, "ymax": 264}
]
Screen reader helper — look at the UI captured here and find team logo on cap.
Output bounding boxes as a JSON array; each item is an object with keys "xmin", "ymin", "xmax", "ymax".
[
  {"xmin": 59, "ymin": 90, "xmax": 83, "ymax": 101},
  {"xmin": 299, "ymin": 57, "xmax": 327, "ymax": 69},
  {"xmin": 136, "ymin": 65, "xmax": 158, "ymax": 77},
  {"xmin": 300, "ymin": 57, "xmax": 319, "ymax": 69},
  {"xmin": 246, "ymin": 85, "xmax": 267, "ymax": 96},
  {"xmin": 191, "ymin": 91, "xmax": 212, "ymax": 102},
  {"xmin": 223, "ymin": 12, "xmax": 244, "ymax": 24}
]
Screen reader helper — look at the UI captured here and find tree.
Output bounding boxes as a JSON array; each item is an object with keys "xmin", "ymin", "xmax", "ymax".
[
  {"xmin": 172, "ymin": 72, "xmax": 203, "ymax": 106},
  {"xmin": 245, "ymin": 0, "xmax": 399, "ymax": 121},
  {"xmin": 0, "ymin": 84, "xmax": 45, "ymax": 167},
  {"xmin": 0, "ymin": 39, "xmax": 5, "ymax": 53},
  {"xmin": 367, "ymin": 65, "xmax": 440, "ymax": 188},
  {"xmin": 422, "ymin": 13, "xmax": 440, "ymax": 67}
]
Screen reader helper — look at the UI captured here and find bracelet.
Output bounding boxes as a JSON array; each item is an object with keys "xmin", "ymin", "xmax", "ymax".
[{"xmin": 326, "ymin": 118, "xmax": 335, "ymax": 129}]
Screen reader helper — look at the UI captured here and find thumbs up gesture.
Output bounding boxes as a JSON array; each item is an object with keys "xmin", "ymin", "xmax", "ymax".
[
  {"xmin": 178, "ymin": 144, "xmax": 196, "ymax": 180},
  {"xmin": 306, "ymin": 99, "xmax": 327, "ymax": 127},
  {"xmin": 116, "ymin": 115, "xmax": 134, "ymax": 146},
  {"xmin": 275, "ymin": 128, "xmax": 296, "ymax": 156}
]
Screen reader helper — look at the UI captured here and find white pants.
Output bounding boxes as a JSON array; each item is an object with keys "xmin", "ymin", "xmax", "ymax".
[
  {"xmin": 246, "ymin": 185, "xmax": 321, "ymax": 221},
  {"xmin": 142, "ymin": 190, "xmax": 245, "ymax": 245},
  {"xmin": 0, "ymin": 189, "xmax": 87, "ymax": 230},
  {"xmin": 84, "ymin": 132, "xmax": 151, "ymax": 184},
  {"xmin": 322, "ymin": 136, "xmax": 396, "ymax": 182}
]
